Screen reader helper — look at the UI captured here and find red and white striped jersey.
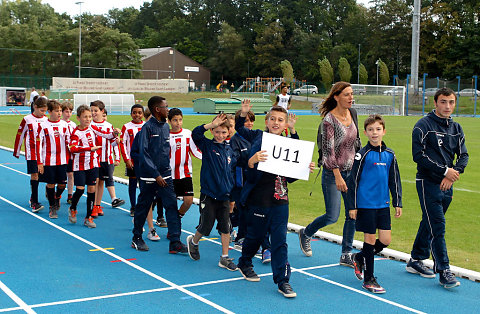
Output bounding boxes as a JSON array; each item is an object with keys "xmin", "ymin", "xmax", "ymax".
[
  {"xmin": 91, "ymin": 120, "xmax": 119, "ymax": 164},
  {"xmin": 169, "ymin": 128, "xmax": 202, "ymax": 179},
  {"xmin": 120, "ymin": 120, "xmax": 144, "ymax": 162},
  {"xmin": 63, "ymin": 120, "xmax": 76, "ymax": 161},
  {"xmin": 36, "ymin": 119, "xmax": 71, "ymax": 166},
  {"xmin": 69, "ymin": 125, "xmax": 116, "ymax": 171},
  {"xmin": 13, "ymin": 113, "xmax": 48, "ymax": 160}
]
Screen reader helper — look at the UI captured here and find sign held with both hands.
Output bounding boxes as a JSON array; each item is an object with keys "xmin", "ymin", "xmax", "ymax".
[{"xmin": 257, "ymin": 132, "xmax": 315, "ymax": 181}]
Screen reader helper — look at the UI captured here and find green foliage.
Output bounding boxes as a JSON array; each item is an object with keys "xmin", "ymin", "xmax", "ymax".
[
  {"xmin": 359, "ymin": 63, "xmax": 368, "ymax": 84},
  {"xmin": 338, "ymin": 57, "xmax": 352, "ymax": 82},
  {"xmin": 253, "ymin": 22, "xmax": 284, "ymax": 77},
  {"xmin": 378, "ymin": 59, "xmax": 389, "ymax": 85},
  {"xmin": 318, "ymin": 57, "xmax": 334, "ymax": 91},
  {"xmin": 279, "ymin": 60, "xmax": 294, "ymax": 85}
]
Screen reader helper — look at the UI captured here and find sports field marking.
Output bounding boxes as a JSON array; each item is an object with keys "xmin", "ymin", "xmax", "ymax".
[
  {"xmin": 403, "ymin": 179, "xmax": 479, "ymax": 194},
  {"xmin": 0, "ymin": 196, "xmax": 234, "ymax": 314},
  {"xmin": 110, "ymin": 258, "xmax": 136, "ymax": 263},
  {"xmin": 0, "ymin": 280, "xmax": 35, "ymax": 314},
  {"xmin": 0, "ymin": 164, "xmax": 29, "ymax": 176},
  {"xmin": 89, "ymin": 248, "xmax": 114, "ymax": 252}
]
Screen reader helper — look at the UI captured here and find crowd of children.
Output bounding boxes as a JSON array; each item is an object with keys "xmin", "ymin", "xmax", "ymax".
[{"xmin": 13, "ymin": 85, "xmax": 466, "ymax": 298}]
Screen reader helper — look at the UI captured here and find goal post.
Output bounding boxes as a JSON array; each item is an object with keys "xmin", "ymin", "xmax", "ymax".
[{"xmin": 350, "ymin": 84, "xmax": 406, "ymax": 116}]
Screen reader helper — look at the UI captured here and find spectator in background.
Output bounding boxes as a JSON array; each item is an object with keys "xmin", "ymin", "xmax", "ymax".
[{"xmin": 29, "ymin": 87, "xmax": 39, "ymax": 113}]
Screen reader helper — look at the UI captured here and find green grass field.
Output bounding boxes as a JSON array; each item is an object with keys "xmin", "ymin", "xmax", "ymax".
[{"xmin": 1, "ymin": 113, "xmax": 479, "ymax": 271}]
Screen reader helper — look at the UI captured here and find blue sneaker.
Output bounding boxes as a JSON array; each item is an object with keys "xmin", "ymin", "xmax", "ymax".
[
  {"xmin": 439, "ymin": 269, "xmax": 460, "ymax": 289},
  {"xmin": 262, "ymin": 249, "xmax": 271, "ymax": 264},
  {"xmin": 406, "ymin": 258, "xmax": 435, "ymax": 278}
]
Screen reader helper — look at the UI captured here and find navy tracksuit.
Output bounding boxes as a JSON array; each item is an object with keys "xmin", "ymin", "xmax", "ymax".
[{"xmin": 410, "ymin": 110, "xmax": 468, "ymax": 272}]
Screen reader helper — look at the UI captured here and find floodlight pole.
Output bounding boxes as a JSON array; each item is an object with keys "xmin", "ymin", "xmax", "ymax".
[
  {"xmin": 76, "ymin": 1, "xmax": 84, "ymax": 78},
  {"xmin": 375, "ymin": 59, "xmax": 380, "ymax": 94},
  {"xmin": 357, "ymin": 44, "xmax": 361, "ymax": 84},
  {"xmin": 410, "ymin": 0, "xmax": 421, "ymax": 93}
]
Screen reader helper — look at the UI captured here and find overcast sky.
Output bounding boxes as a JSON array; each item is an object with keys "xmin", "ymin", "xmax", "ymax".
[{"xmin": 43, "ymin": 0, "xmax": 372, "ymax": 17}]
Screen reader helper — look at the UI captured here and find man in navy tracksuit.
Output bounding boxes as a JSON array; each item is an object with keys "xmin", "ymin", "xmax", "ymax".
[
  {"xmin": 406, "ymin": 88, "xmax": 468, "ymax": 289},
  {"xmin": 130, "ymin": 96, "xmax": 186, "ymax": 254}
]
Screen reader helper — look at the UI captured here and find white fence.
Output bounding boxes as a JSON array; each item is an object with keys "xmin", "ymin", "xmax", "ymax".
[{"xmin": 74, "ymin": 94, "xmax": 135, "ymax": 113}]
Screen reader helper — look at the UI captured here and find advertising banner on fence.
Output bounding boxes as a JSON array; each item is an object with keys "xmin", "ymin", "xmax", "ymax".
[
  {"xmin": 52, "ymin": 77, "xmax": 189, "ymax": 93},
  {"xmin": 257, "ymin": 132, "xmax": 315, "ymax": 181}
]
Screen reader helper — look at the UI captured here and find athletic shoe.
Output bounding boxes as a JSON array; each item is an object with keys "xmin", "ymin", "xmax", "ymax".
[
  {"xmin": 91, "ymin": 205, "xmax": 99, "ymax": 218},
  {"xmin": 340, "ymin": 253, "xmax": 355, "ymax": 268},
  {"xmin": 130, "ymin": 207, "xmax": 135, "ymax": 217},
  {"xmin": 234, "ymin": 238, "xmax": 244, "ymax": 250},
  {"xmin": 111, "ymin": 198, "xmax": 125, "ymax": 208},
  {"xmin": 262, "ymin": 249, "xmax": 272, "ymax": 264},
  {"xmin": 147, "ymin": 228, "xmax": 160, "ymax": 241},
  {"xmin": 278, "ymin": 282, "xmax": 297, "ymax": 298},
  {"xmin": 239, "ymin": 266, "xmax": 260, "ymax": 282},
  {"xmin": 362, "ymin": 277, "xmax": 386, "ymax": 294},
  {"xmin": 187, "ymin": 235, "xmax": 200, "ymax": 260},
  {"xmin": 169, "ymin": 241, "xmax": 188, "ymax": 254},
  {"xmin": 439, "ymin": 269, "xmax": 460, "ymax": 289},
  {"xmin": 68, "ymin": 207, "xmax": 77, "ymax": 224},
  {"xmin": 84, "ymin": 217, "xmax": 96, "ymax": 228},
  {"xmin": 230, "ymin": 229, "xmax": 237, "ymax": 243},
  {"xmin": 31, "ymin": 202, "xmax": 44, "ymax": 213},
  {"xmin": 97, "ymin": 206, "xmax": 104, "ymax": 216},
  {"xmin": 131, "ymin": 237, "xmax": 149, "ymax": 251},
  {"xmin": 218, "ymin": 256, "xmax": 238, "ymax": 271},
  {"xmin": 352, "ymin": 253, "xmax": 364, "ymax": 280},
  {"xmin": 49, "ymin": 206, "xmax": 58, "ymax": 219},
  {"xmin": 406, "ymin": 258, "xmax": 436, "ymax": 278},
  {"xmin": 156, "ymin": 217, "xmax": 167, "ymax": 228},
  {"xmin": 299, "ymin": 228, "xmax": 312, "ymax": 257}
]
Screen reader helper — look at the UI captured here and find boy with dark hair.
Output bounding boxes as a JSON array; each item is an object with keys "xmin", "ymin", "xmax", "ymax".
[
  {"xmin": 130, "ymin": 96, "xmax": 186, "ymax": 253},
  {"xmin": 14, "ymin": 96, "xmax": 48, "ymax": 212},
  {"xmin": 406, "ymin": 87, "xmax": 468, "ymax": 289},
  {"xmin": 186, "ymin": 114, "xmax": 238, "ymax": 271},
  {"xmin": 120, "ymin": 104, "xmax": 145, "ymax": 217},
  {"xmin": 36, "ymin": 100, "xmax": 72, "ymax": 218},
  {"xmin": 347, "ymin": 114, "xmax": 402, "ymax": 294},
  {"xmin": 273, "ymin": 83, "xmax": 292, "ymax": 111},
  {"xmin": 68, "ymin": 105, "xmax": 119, "ymax": 228},
  {"xmin": 61, "ymin": 102, "xmax": 76, "ymax": 204}
]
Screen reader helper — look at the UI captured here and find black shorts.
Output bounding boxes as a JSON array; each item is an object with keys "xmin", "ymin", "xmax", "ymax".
[
  {"xmin": 66, "ymin": 159, "xmax": 74, "ymax": 173},
  {"xmin": 26, "ymin": 160, "xmax": 38, "ymax": 174},
  {"xmin": 98, "ymin": 162, "xmax": 115, "ymax": 187},
  {"xmin": 74, "ymin": 168, "xmax": 99, "ymax": 187},
  {"xmin": 196, "ymin": 193, "xmax": 230, "ymax": 236},
  {"xmin": 173, "ymin": 177, "xmax": 194, "ymax": 196},
  {"xmin": 125, "ymin": 166, "xmax": 136, "ymax": 178},
  {"xmin": 42, "ymin": 165, "xmax": 67, "ymax": 185},
  {"xmin": 355, "ymin": 207, "xmax": 391, "ymax": 234}
]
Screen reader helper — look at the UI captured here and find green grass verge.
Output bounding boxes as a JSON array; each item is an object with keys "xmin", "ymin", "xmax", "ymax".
[{"xmin": 1, "ymin": 113, "xmax": 479, "ymax": 271}]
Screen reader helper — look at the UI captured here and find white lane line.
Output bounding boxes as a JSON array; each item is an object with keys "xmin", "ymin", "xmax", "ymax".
[
  {"xmin": 0, "ymin": 196, "xmax": 233, "ymax": 314},
  {"xmin": 0, "ymin": 163, "xmax": 29, "ymax": 176},
  {"xmin": 0, "ymin": 280, "xmax": 36, "ymax": 314}
]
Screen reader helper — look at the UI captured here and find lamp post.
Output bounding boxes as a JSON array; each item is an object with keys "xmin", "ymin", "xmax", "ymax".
[
  {"xmin": 375, "ymin": 59, "xmax": 380, "ymax": 94},
  {"xmin": 75, "ymin": 1, "xmax": 84, "ymax": 78},
  {"xmin": 357, "ymin": 44, "xmax": 361, "ymax": 84}
]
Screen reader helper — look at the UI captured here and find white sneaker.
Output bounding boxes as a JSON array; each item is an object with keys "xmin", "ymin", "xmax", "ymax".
[{"xmin": 147, "ymin": 228, "xmax": 160, "ymax": 241}]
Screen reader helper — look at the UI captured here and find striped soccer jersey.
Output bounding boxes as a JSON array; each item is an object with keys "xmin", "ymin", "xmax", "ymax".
[
  {"xmin": 36, "ymin": 119, "xmax": 71, "ymax": 166},
  {"xmin": 91, "ymin": 120, "xmax": 119, "ymax": 164},
  {"xmin": 14, "ymin": 113, "xmax": 48, "ymax": 160},
  {"xmin": 69, "ymin": 125, "xmax": 116, "ymax": 171},
  {"xmin": 64, "ymin": 120, "xmax": 77, "ymax": 161},
  {"xmin": 169, "ymin": 128, "xmax": 202, "ymax": 179},
  {"xmin": 120, "ymin": 120, "xmax": 144, "ymax": 162}
]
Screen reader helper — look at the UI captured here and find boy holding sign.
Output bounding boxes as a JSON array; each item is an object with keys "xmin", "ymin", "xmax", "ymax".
[{"xmin": 235, "ymin": 101, "xmax": 314, "ymax": 298}]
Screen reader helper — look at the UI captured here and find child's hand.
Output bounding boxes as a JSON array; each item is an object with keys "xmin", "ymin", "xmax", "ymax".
[
  {"xmin": 349, "ymin": 209, "xmax": 357, "ymax": 220},
  {"xmin": 248, "ymin": 150, "xmax": 267, "ymax": 168},
  {"xmin": 287, "ymin": 113, "xmax": 297, "ymax": 130},
  {"xmin": 440, "ymin": 177, "xmax": 453, "ymax": 191},
  {"xmin": 308, "ymin": 162, "xmax": 315, "ymax": 173},
  {"xmin": 240, "ymin": 99, "xmax": 252, "ymax": 116},
  {"xmin": 114, "ymin": 161, "xmax": 120, "ymax": 166},
  {"xmin": 91, "ymin": 146, "xmax": 102, "ymax": 151},
  {"xmin": 211, "ymin": 113, "xmax": 227, "ymax": 128},
  {"xmin": 155, "ymin": 175, "xmax": 167, "ymax": 187},
  {"xmin": 113, "ymin": 128, "xmax": 121, "ymax": 136},
  {"xmin": 394, "ymin": 207, "xmax": 402, "ymax": 218},
  {"xmin": 125, "ymin": 160, "xmax": 133, "ymax": 169},
  {"xmin": 38, "ymin": 164, "xmax": 44, "ymax": 174}
]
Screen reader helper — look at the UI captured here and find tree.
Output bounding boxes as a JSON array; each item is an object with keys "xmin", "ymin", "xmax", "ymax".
[
  {"xmin": 253, "ymin": 22, "xmax": 285, "ymax": 77},
  {"xmin": 359, "ymin": 63, "xmax": 368, "ymax": 84},
  {"xmin": 338, "ymin": 57, "xmax": 352, "ymax": 82},
  {"xmin": 378, "ymin": 59, "xmax": 389, "ymax": 85},
  {"xmin": 279, "ymin": 60, "xmax": 294, "ymax": 85},
  {"xmin": 318, "ymin": 57, "xmax": 334, "ymax": 91}
]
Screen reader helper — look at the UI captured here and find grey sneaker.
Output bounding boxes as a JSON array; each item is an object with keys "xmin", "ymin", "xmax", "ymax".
[
  {"xmin": 84, "ymin": 217, "xmax": 96, "ymax": 228},
  {"xmin": 299, "ymin": 228, "xmax": 312, "ymax": 257},
  {"xmin": 49, "ymin": 206, "xmax": 58, "ymax": 219},
  {"xmin": 340, "ymin": 253, "xmax": 355, "ymax": 268},
  {"xmin": 147, "ymin": 228, "xmax": 160, "ymax": 241},
  {"xmin": 218, "ymin": 256, "xmax": 238, "ymax": 271},
  {"xmin": 406, "ymin": 258, "xmax": 436, "ymax": 278},
  {"xmin": 187, "ymin": 235, "xmax": 200, "ymax": 260},
  {"xmin": 439, "ymin": 269, "xmax": 460, "ymax": 289},
  {"xmin": 68, "ymin": 207, "xmax": 77, "ymax": 224}
]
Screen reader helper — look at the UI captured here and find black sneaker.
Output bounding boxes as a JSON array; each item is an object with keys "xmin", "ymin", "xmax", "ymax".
[
  {"xmin": 352, "ymin": 253, "xmax": 364, "ymax": 281},
  {"xmin": 31, "ymin": 202, "xmax": 44, "ymax": 213},
  {"xmin": 406, "ymin": 258, "xmax": 435, "ymax": 278},
  {"xmin": 239, "ymin": 266, "xmax": 260, "ymax": 282},
  {"xmin": 363, "ymin": 277, "xmax": 386, "ymax": 294},
  {"xmin": 219, "ymin": 256, "xmax": 238, "ymax": 271},
  {"xmin": 186, "ymin": 235, "xmax": 200, "ymax": 260},
  {"xmin": 278, "ymin": 282, "xmax": 297, "ymax": 298},
  {"xmin": 439, "ymin": 269, "xmax": 460, "ymax": 289},
  {"xmin": 169, "ymin": 241, "xmax": 188, "ymax": 254},
  {"xmin": 130, "ymin": 207, "xmax": 135, "ymax": 217},
  {"xmin": 156, "ymin": 217, "xmax": 168, "ymax": 228},
  {"xmin": 131, "ymin": 237, "xmax": 149, "ymax": 251},
  {"xmin": 340, "ymin": 253, "xmax": 355, "ymax": 268},
  {"xmin": 299, "ymin": 228, "xmax": 312, "ymax": 257},
  {"xmin": 111, "ymin": 198, "xmax": 125, "ymax": 208}
]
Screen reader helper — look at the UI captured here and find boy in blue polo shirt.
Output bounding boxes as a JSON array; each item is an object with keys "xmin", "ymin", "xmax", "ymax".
[{"xmin": 347, "ymin": 114, "xmax": 402, "ymax": 294}]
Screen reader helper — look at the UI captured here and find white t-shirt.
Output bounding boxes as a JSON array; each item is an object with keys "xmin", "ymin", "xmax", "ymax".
[
  {"xmin": 29, "ymin": 91, "xmax": 39, "ymax": 104},
  {"xmin": 276, "ymin": 93, "xmax": 291, "ymax": 110}
]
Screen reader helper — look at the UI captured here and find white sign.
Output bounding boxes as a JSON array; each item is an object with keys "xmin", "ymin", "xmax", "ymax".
[
  {"xmin": 184, "ymin": 66, "xmax": 199, "ymax": 72},
  {"xmin": 52, "ymin": 77, "xmax": 189, "ymax": 93},
  {"xmin": 257, "ymin": 132, "xmax": 315, "ymax": 181}
]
